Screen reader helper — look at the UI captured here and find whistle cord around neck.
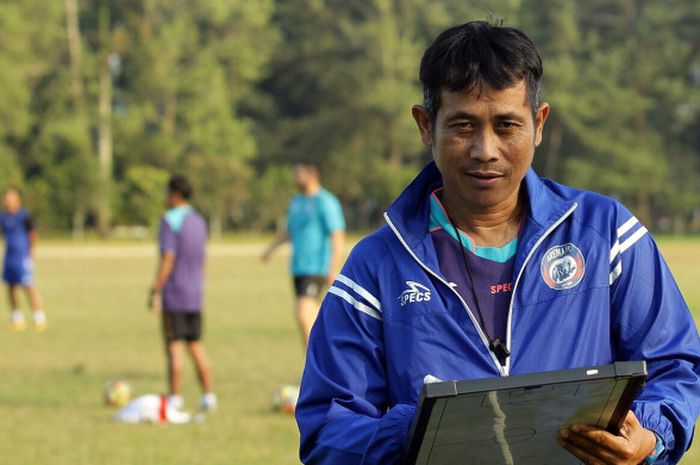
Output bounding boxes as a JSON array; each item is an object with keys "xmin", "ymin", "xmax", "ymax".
[
  {"xmin": 446, "ymin": 216, "xmax": 488, "ymax": 334},
  {"xmin": 445, "ymin": 214, "xmax": 510, "ymax": 366}
]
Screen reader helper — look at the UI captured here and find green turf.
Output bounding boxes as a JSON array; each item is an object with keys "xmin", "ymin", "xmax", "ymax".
[
  {"xmin": 656, "ymin": 240, "xmax": 700, "ymax": 465},
  {"xmin": 0, "ymin": 239, "xmax": 698, "ymax": 464},
  {"xmin": 0, "ymin": 243, "xmax": 304, "ymax": 465}
]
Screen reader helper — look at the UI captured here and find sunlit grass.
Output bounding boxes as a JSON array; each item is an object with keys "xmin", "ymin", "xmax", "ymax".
[
  {"xmin": 0, "ymin": 238, "xmax": 698, "ymax": 464},
  {"xmin": 0, "ymin": 243, "xmax": 304, "ymax": 465}
]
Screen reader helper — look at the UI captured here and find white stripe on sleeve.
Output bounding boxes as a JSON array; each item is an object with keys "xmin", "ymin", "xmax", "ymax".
[
  {"xmin": 609, "ymin": 261, "xmax": 622, "ymax": 285},
  {"xmin": 335, "ymin": 274, "xmax": 382, "ymax": 311},
  {"xmin": 610, "ymin": 240, "xmax": 621, "ymax": 263},
  {"xmin": 619, "ymin": 226, "xmax": 648, "ymax": 254},
  {"xmin": 328, "ymin": 286, "xmax": 383, "ymax": 321},
  {"xmin": 610, "ymin": 216, "xmax": 645, "ymax": 264},
  {"xmin": 609, "ymin": 223, "xmax": 647, "ymax": 285},
  {"xmin": 617, "ymin": 216, "xmax": 639, "ymax": 237}
]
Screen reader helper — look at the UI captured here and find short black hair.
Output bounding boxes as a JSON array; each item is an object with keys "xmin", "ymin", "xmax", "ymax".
[
  {"xmin": 295, "ymin": 161, "xmax": 320, "ymax": 176},
  {"xmin": 419, "ymin": 20, "xmax": 543, "ymax": 122},
  {"xmin": 167, "ymin": 175, "xmax": 192, "ymax": 200},
  {"xmin": 3, "ymin": 185, "xmax": 21, "ymax": 196}
]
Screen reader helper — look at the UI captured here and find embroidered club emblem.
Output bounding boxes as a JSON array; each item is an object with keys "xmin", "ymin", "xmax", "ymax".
[{"xmin": 541, "ymin": 243, "xmax": 585, "ymax": 290}]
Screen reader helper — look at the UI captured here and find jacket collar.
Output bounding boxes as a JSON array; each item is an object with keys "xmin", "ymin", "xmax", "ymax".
[{"xmin": 384, "ymin": 161, "xmax": 576, "ymax": 271}]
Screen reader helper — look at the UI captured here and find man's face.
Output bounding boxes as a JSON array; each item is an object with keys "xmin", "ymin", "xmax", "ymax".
[
  {"xmin": 2, "ymin": 190, "xmax": 21, "ymax": 213},
  {"xmin": 413, "ymin": 81, "xmax": 549, "ymax": 211},
  {"xmin": 166, "ymin": 191, "xmax": 178, "ymax": 209},
  {"xmin": 294, "ymin": 165, "xmax": 313, "ymax": 191}
]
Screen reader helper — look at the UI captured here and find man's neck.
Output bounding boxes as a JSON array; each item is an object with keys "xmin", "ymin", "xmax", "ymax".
[
  {"xmin": 441, "ymin": 189, "xmax": 524, "ymax": 247},
  {"xmin": 302, "ymin": 183, "xmax": 321, "ymax": 196}
]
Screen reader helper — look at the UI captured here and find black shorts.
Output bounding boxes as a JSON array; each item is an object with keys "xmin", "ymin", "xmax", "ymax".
[
  {"xmin": 162, "ymin": 311, "xmax": 202, "ymax": 342},
  {"xmin": 293, "ymin": 276, "xmax": 326, "ymax": 299}
]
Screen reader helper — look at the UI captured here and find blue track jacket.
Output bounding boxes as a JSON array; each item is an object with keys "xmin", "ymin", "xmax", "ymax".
[{"xmin": 297, "ymin": 162, "xmax": 700, "ymax": 464}]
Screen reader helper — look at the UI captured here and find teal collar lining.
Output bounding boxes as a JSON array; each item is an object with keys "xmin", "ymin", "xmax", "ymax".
[
  {"xmin": 164, "ymin": 204, "xmax": 192, "ymax": 234},
  {"xmin": 429, "ymin": 190, "xmax": 518, "ymax": 263}
]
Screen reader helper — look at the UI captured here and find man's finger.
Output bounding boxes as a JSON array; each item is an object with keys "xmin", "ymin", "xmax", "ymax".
[
  {"xmin": 560, "ymin": 430, "xmax": 620, "ymax": 464},
  {"xmin": 559, "ymin": 437, "xmax": 608, "ymax": 465},
  {"xmin": 568, "ymin": 424, "xmax": 631, "ymax": 454}
]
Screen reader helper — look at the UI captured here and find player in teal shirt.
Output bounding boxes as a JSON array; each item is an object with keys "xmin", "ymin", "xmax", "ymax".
[{"xmin": 262, "ymin": 162, "xmax": 345, "ymax": 347}]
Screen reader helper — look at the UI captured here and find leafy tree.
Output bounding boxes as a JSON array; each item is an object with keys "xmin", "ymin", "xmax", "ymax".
[
  {"xmin": 115, "ymin": 165, "xmax": 169, "ymax": 228},
  {"xmin": 111, "ymin": 0, "xmax": 277, "ymax": 235},
  {"xmin": 521, "ymin": 0, "xmax": 700, "ymax": 228},
  {"xmin": 0, "ymin": 0, "xmax": 698, "ymax": 234}
]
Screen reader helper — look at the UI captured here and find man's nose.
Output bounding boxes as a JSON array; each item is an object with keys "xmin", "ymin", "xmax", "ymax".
[{"xmin": 469, "ymin": 129, "xmax": 499, "ymax": 162}]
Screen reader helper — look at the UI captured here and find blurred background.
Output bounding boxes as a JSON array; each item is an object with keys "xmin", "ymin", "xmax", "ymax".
[
  {"xmin": 0, "ymin": 0, "xmax": 698, "ymax": 238},
  {"xmin": 1, "ymin": 1, "xmax": 699, "ymax": 465}
]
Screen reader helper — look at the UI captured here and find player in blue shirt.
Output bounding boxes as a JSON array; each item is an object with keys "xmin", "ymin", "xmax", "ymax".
[
  {"xmin": 262, "ymin": 162, "xmax": 346, "ymax": 347},
  {"xmin": 1, "ymin": 186, "xmax": 46, "ymax": 331}
]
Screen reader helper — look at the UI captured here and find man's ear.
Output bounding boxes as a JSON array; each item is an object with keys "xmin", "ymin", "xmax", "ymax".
[
  {"xmin": 412, "ymin": 105, "xmax": 433, "ymax": 147},
  {"xmin": 534, "ymin": 102, "xmax": 550, "ymax": 147}
]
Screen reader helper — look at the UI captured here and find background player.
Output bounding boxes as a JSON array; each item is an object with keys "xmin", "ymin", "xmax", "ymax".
[
  {"xmin": 261, "ymin": 162, "xmax": 345, "ymax": 347},
  {"xmin": 1, "ymin": 186, "xmax": 46, "ymax": 331},
  {"xmin": 148, "ymin": 175, "xmax": 216, "ymax": 412}
]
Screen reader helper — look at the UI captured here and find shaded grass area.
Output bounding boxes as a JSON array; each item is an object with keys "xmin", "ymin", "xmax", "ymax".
[{"xmin": 0, "ymin": 238, "xmax": 698, "ymax": 464}]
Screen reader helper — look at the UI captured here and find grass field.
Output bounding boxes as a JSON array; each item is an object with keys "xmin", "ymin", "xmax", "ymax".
[{"xmin": 0, "ymin": 238, "xmax": 699, "ymax": 464}]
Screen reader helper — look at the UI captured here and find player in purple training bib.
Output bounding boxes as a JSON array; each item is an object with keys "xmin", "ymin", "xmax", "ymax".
[
  {"xmin": 148, "ymin": 175, "xmax": 216, "ymax": 413},
  {"xmin": 1, "ymin": 186, "xmax": 47, "ymax": 331}
]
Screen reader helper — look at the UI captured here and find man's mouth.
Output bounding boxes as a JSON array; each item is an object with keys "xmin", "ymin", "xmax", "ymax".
[{"xmin": 466, "ymin": 171, "xmax": 503, "ymax": 180}]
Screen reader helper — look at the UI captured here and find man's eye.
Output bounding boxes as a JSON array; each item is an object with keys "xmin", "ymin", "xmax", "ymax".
[
  {"xmin": 498, "ymin": 121, "xmax": 518, "ymax": 129},
  {"xmin": 454, "ymin": 122, "xmax": 474, "ymax": 130}
]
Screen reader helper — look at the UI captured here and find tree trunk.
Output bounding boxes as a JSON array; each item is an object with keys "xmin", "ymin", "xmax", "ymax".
[
  {"xmin": 96, "ymin": 3, "xmax": 113, "ymax": 237},
  {"xmin": 162, "ymin": 89, "xmax": 176, "ymax": 139},
  {"xmin": 64, "ymin": 0, "xmax": 84, "ymax": 112},
  {"xmin": 387, "ymin": 131, "xmax": 401, "ymax": 169},
  {"xmin": 97, "ymin": 59, "xmax": 113, "ymax": 236},
  {"xmin": 636, "ymin": 188, "xmax": 651, "ymax": 230},
  {"xmin": 72, "ymin": 207, "xmax": 85, "ymax": 241},
  {"xmin": 543, "ymin": 117, "xmax": 563, "ymax": 180},
  {"xmin": 209, "ymin": 212, "xmax": 223, "ymax": 239},
  {"xmin": 65, "ymin": 0, "xmax": 97, "ymax": 241}
]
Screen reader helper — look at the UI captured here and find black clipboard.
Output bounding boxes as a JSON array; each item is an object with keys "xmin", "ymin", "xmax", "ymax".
[{"xmin": 403, "ymin": 361, "xmax": 647, "ymax": 465}]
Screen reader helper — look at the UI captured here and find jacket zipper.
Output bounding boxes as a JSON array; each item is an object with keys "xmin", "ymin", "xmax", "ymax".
[
  {"xmin": 384, "ymin": 212, "xmax": 507, "ymax": 376},
  {"xmin": 504, "ymin": 203, "xmax": 578, "ymax": 375},
  {"xmin": 384, "ymin": 203, "xmax": 577, "ymax": 377}
]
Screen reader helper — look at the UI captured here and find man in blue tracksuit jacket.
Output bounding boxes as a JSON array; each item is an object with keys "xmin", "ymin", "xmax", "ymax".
[{"xmin": 296, "ymin": 21, "xmax": 700, "ymax": 465}]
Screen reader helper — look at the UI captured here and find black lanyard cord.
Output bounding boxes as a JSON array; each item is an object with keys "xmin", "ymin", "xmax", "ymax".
[{"xmin": 445, "ymin": 214, "xmax": 510, "ymax": 366}]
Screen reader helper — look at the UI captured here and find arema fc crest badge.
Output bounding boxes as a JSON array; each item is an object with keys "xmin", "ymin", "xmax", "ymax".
[{"xmin": 541, "ymin": 243, "xmax": 586, "ymax": 290}]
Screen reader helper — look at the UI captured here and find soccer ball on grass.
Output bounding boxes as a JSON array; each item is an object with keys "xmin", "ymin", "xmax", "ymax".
[
  {"xmin": 103, "ymin": 379, "xmax": 132, "ymax": 408},
  {"xmin": 272, "ymin": 384, "xmax": 300, "ymax": 414}
]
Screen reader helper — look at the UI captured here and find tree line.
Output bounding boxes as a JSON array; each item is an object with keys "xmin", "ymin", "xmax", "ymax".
[{"xmin": 0, "ymin": 0, "xmax": 698, "ymax": 236}]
